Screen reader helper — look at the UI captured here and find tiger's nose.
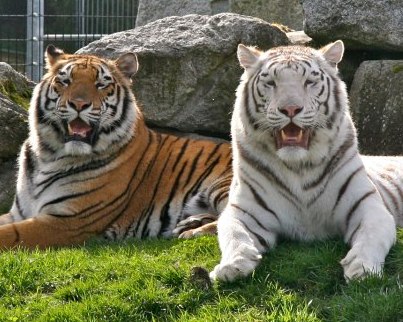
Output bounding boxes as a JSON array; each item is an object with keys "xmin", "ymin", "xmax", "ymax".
[
  {"xmin": 279, "ymin": 105, "xmax": 303, "ymax": 118},
  {"xmin": 68, "ymin": 98, "xmax": 91, "ymax": 111}
]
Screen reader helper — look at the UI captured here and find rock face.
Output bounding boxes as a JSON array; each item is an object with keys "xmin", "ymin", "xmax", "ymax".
[
  {"xmin": 78, "ymin": 13, "xmax": 289, "ymax": 136},
  {"xmin": 230, "ymin": 0, "xmax": 303, "ymax": 30},
  {"xmin": 350, "ymin": 61, "xmax": 403, "ymax": 155},
  {"xmin": 0, "ymin": 63, "xmax": 30, "ymax": 159},
  {"xmin": 0, "ymin": 94, "xmax": 28, "ymax": 159},
  {"xmin": 136, "ymin": 0, "xmax": 227, "ymax": 27},
  {"xmin": 136, "ymin": 0, "xmax": 303, "ymax": 30},
  {"xmin": 0, "ymin": 63, "xmax": 31, "ymax": 212},
  {"xmin": 301, "ymin": 0, "xmax": 403, "ymax": 51},
  {"xmin": 0, "ymin": 160, "xmax": 16, "ymax": 213}
]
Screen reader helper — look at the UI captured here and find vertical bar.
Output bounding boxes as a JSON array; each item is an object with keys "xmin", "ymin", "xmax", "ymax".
[{"xmin": 26, "ymin": 0, "xmax": 44, "ymax": 82}]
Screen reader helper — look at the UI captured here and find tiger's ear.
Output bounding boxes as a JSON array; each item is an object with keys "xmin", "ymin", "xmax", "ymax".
[
  {"xmin": 115, "ymin": 53, "xmax": 138, "ymax": 79},
  {"xmin": 45, "ymin": 45, "xmax": 65, "ymax": 68},
  {"xmin": 237, "ymin": 44, "xmax": 262, "ymax": 70},
  {"xmin": 320, "ymin": 40, "xmax": 344, "ymax": 66}
]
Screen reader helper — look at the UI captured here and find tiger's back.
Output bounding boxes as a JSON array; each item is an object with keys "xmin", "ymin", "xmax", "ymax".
[{"xmin": 0, "ymin": 46, "xmax": 231, "ymax": 248}]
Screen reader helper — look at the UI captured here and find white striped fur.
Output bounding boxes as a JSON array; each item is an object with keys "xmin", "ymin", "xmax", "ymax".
[{"xmin": 211, "ymin": 41, "xmax": 402, "ymax": 282}]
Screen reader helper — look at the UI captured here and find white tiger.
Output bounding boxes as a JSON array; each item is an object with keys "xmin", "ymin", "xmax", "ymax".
[{"xmin": 210, "ymin": 40, "xmax": 403, "ymax": 282}]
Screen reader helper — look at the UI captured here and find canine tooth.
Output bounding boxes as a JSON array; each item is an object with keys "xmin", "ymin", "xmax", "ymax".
[
  {"xmin": 297, "ymin": 129, "xmax": 303, "ymax": 142},
  {"xmin": 281, "ymin": 130, "xmax": 287, "ymax": 141}
]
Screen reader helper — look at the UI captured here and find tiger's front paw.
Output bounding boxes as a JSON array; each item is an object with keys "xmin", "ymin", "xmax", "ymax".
[
  {"xmin": 209, "ymin": 253, "xmax": 262, "ymax": 282},
  {"xmin": 340, "ymin": 247, "xmax": 383, "ymax": 281}
]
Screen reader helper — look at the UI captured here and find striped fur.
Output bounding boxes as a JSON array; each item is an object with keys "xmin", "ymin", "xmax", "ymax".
[
  {"xmin": 211, "ymin": 41, "xmax": 402, "ymax": 282},
  {"xmin": 0, "ymin": 46, "xmax": 231, "ymax": 249}
]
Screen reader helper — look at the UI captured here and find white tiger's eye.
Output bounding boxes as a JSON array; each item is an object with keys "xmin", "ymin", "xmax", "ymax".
[
  {"xmin": 305, "ymin": 79, "xmax": 316, "ymax": 86},
  {"xmin": 266, "ymin": 80, "xmax": 276, "ymax": 87}
]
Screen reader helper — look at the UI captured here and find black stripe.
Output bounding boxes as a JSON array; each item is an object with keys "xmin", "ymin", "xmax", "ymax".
[
  {"xmin": 345, "ymin": 190, "xmax": 376, "ymax": 230},
  {"xmin": 240, "ymin": 175, "xmax": 280, "ymax": 223},
  {"xmin": 244, "ymin": 80, "xmax": 259, "ymax": 130},
  {"xmin": 332, "ymin": 166, "xmax": 364, "ymax": 212},
  {"xmin": 303, "ymin": 132, "xmax": 355, "ymax": 191},
  {"xmin": 171, "ymin": 139, "xmax": 190, "ymax": 172},
  {"xmin": 237, "ymin": 141, "xmax": 300, "ymax": 202},
  {"xmin": 184, "ymin": 148, "xmax": 204, "ymax": 187}
]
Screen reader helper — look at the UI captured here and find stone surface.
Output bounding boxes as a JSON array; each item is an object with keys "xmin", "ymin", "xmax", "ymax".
[
  {"xmin": 229, "ymin": 0, "xmax": 303, "ymax": 30},
  {"xmin": 350, "ymin": 60, "xmax": 403, "ymax": 155},
  {"xmin": 0, "ymin": 159, "xmax": 16, "ymax": 213},
  {"xmin": 78, "ymin": 13, "xmax": 289, "ymax": 136},
  {"xmin": 136, "ymin": 0, "xmax": 228, "ymax": 27},
  {"xmin": 0, "ymin": 93, "xmax": 29, "ymax": 159},
  {"xmin": 136, "ymin": 0, "xmax": 303, "ymax": 30},
  {"xmin": 301, "ymin": 0, "xmax": 403, "ymax": 51}
]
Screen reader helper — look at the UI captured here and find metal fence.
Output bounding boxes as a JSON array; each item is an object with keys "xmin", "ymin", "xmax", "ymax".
[{"xmin": 0, "ymin": 0, "xmax": 138, "ymax": 82}]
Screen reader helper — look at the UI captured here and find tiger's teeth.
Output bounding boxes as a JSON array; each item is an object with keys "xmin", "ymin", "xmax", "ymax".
[
  {"xmin": 297, "ymin": 129, "xmax": 303, "ymax": 142},
  {"xmin": 281, "ymin": 129, "xmax": 287, "ymax": 141}
]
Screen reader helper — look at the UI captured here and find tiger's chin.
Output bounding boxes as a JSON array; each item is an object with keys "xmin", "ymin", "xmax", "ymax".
[{"xmin": 64, "ymin": 141, "xmax": 93, "ymax": 156}]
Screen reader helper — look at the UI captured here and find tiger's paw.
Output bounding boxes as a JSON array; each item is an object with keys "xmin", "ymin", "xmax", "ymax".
[
  {"xmin": 209, "ymin": 253, "xmax": 262, "ymax": 282},
  {"xmin": 340, "ymin": 248, "xmax": 383, "ymax": 281},
  {"xmin": 172, "ymin": 214, "xmax": 217, "ymax": 238}
]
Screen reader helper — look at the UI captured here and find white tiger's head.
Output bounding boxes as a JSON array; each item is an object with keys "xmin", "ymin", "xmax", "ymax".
[
  {"xmin": 30, "ymin": 45, "xmax": 139, "ymax": 158},
  {"xmin": 236, "ymin": 40, "xmax": 349, "ymax": 163}
]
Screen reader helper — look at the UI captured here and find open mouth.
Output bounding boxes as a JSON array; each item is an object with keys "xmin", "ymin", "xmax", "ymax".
[
  {"xmin": 65, "ymin": 118, "xmax": 94, "ymax": 144},
  {"xmin": 275, "ymin": 123, "xmax": 310, "ymax": 150}
]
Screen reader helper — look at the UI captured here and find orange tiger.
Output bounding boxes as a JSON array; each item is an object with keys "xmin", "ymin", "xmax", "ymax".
[{"xmin": 0, "ymin": 45, "xmax": 231, "ymax": 249}]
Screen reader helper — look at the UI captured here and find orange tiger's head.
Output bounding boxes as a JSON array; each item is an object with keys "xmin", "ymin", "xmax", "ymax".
[{"xmin": 30, "ymin": 45, "xmax": 139, "ymax": 158}]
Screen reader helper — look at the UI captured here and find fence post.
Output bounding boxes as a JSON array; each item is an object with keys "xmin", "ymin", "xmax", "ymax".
[{"xmin": 26, "ymin": 0, "xmax": 44, "ymax": 82}]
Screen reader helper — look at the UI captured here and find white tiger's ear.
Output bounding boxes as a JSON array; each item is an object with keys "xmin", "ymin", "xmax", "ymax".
[
  {"xmin": 237, "ymin": 44, "xmax": 262, "ymax": 70},
  {"xmin": 115, "ymin": 53, "xmax": 138, "ymax": 79},
  {"xmin": 320, "ymin": 40, "xmax": 344, "ymax": 66}
]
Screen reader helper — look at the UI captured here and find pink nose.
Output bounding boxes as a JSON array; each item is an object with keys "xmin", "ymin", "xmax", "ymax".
[
  {"xmin": 279, "ymin": 105, "xmax": 303, "ymax": 118},
  {"xmin": 68, "ymin": 98, "xmax": 91, "ymax": 111}
]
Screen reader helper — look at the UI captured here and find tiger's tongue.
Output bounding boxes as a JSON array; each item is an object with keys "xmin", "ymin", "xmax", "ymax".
[
  {"xmin": 68, "ymin": 118, "xmax": 92, "ymax": 138},
  {"xmin": 276, "ymin": 123, "xmax": 309, "ymax": 149}
]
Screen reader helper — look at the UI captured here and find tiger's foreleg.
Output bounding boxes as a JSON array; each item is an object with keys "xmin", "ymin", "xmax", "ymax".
[
  {"xmin": 340, "ymin": 193, "xmax": 396, "ymax": 281},
  {"xmin": 0, "ymin": 214, "xmax": 94, "ymax": 249},
  {"xmin": 210, "ymin": 204, "xmax": 277, "ymax": 282}
]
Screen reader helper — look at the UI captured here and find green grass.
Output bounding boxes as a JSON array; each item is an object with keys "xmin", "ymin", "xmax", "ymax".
[{"xmin": 0, "ymin": 229, "xmax": 402, "ymax": 322}]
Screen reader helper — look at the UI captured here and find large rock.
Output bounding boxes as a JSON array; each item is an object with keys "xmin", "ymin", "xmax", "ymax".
[
  {"xmin": 230, "ymin": 0, "xmax": 303, "ymax": 30},
  {"xmin": 0, "ymin": 159, "xmax": 16, "ymax": 213},
  {"xmin": 78, "ymin": 13, "xmax": 289, "ymax": 136},
  {"xmin": 136, "ymin": 0, "xmax": 227, "ymax": 27},
  {"xmin": 0, "ymin": 94, "xmax": 28, "ymax": 159},
  {"xmin": 136, "ymin": 0, "xmax": 303, "ymax": 30},
  {"xmin": 301, "ymin": 0, "xmax": 403, "ymax": 52},
  {"xmin": 350, "ymin": 61, "xmax": 403, "ymax": 155}
]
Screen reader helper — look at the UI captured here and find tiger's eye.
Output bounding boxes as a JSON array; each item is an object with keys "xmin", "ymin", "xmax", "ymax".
[
  {"xmin": 305, "ymin": 79, "xmax": 316, "ymax": 86},
  {"xmin": 267, "ymin": 80, "xmax": 276, "ymax": 87}
]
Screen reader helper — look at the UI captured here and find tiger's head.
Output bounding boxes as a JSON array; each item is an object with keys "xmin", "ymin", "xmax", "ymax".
[
  {"xmin": 30, "ymin": 45, "xmax": 139, "ymax": 158},
  {"xmin": 236, "ymin": 40, "xmax": 349, "ymax": 164}
]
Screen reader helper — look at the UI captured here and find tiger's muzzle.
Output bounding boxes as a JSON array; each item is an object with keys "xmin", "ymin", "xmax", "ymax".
[{"xmin": 274, "ymin": 123, "xmax": 310, "ymax": 150}]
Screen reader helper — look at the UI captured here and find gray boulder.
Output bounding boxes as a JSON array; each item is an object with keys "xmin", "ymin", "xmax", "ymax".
[
  {"xmin": 136, "ymin": 0, "xmax": 227, "ymax": 27},
  {"xmin": 350, "ymin": 61, "xmax": 403, "ymax": 155},
  {"xmin": 0, "ymin": 63, "xmax": 30, "ymax": 159},
  {"xmin": 230, "ymin": 0, "xmax": 303, "ymax": 31},
  {"xmin": 0, "ymin": 94, "xmax": 28, "ymax": 159},
  {"xmin": 136, "ymin": 0, "xmax": 303, "ymax": 30},
  {"xmin": 78, "ymin": 13, "xmax": 289, "ymax": 136},
  {"xmin": 0, "ymin": 159, "xmax": 16, "ymax": 213},
  {"xmin": 301, "ymin": 0, "xmax": 403, "ymax": 52}
]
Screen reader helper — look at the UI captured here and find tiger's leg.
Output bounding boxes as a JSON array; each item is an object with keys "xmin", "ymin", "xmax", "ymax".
[
  {"xmin": 210, "ymin": 204, "xmax": 277, "ymax": 282},
  {"xmin": 0, "ymin": 214, "xmax": 94, "ymax": 249},
  {"xmin": 0, "ymin": 213, "xmax": 14, "ymax": 226},
  {"xmin": 340, "ymin": 194, "xmax": 396, "ymax": 281}
]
